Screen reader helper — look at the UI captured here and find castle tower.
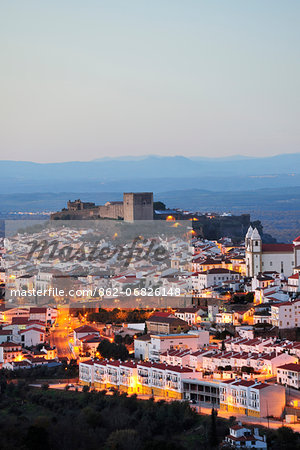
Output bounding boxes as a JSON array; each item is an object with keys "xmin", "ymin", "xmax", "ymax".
[
  {"xmin": 245, "ymin": 227, "xmax": 262, "ymax": 277},
  {"xmin": 123, "ymin": 192, "xmax": 153, "ymax": 222}
]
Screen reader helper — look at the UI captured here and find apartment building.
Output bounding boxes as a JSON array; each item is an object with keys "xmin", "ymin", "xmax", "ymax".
[
  {"xmin": 219, "ymin": 379, "xmax": 285, "ymax": 417},
  {"xmin": 271, "ymin": 299, "xmax": 300, "ymax": 328},
  {"xmin": 148, "ymin": 333, "xmax": 208, "ymax": 362},
  {"xmin": 79, "ymin": 359, "xmax": 200, "ymax": 399},
  {"xmin": 174, "ymin": 307, "xmax": 203, "ymax": 325},
  {"xmin": 202, "ymin": 349, "xmax": 296, "ymax": 376},
  {"xmin": 197, "ymin": 268, "xmax": 241, "ymax": 290},
  {"xmin": 0, "ymin": 342, "xmax": 23, "ymax": 364},
  {"xmin": 277, "ymin": 363, "xmax": 300, "ymax": 389},
  {"xmin": 29, "ymin": 307, "xmax": 58, "ymax": 324}
]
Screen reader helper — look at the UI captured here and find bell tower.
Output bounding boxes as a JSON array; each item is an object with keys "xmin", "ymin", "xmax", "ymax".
[{"xmin": 245, "ymin": 227, "xmax": 262, "ymax": 277}]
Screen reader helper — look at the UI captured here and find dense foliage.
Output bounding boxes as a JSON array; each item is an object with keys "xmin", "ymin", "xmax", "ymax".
[
  {"xmin": 87, "ymin": 308, "xmax": 152, "ymax": 324},
  {"xmin": 0, "ymin": 360, "xmax": 78, "ymax": 381},
  {"xmin": 0, "ymin": 381, "xmax": 299, "ymax": 449},
  {"xmin": 97, "ymin": 339, "xmax": 129, "ymax": 361}
]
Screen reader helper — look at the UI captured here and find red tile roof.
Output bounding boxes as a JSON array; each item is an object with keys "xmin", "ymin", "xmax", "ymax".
[
  {"xmin": 11, "ymin": 317, "xmax": 29, "ymax": 325},
  {"xmin": 81, "ymin": 359, "xmax": 94, "ymax": 366},
  {"xmin": 252, "ymin": 383, "xmax": 269, "ymax": 390},
  {"xmin": 30, "ymin": 307, "xmax": 47, "ymax": 313},
  {"xmin": 120, "ymin": 361, "xmax": 137, "ymax": 368},
  {"xmin": 20, "ymin": 327, "xmax": 45, "ymax": 334},
  {"xmin": 0, "ymin": 341, "xmax": 21, "ymax": 348},
  {"xmin": 278, "ymin": 363, "xmax": 300, "ymax": 373},
  {"xmin": 74, "ymin": 325, "xmax": 99, "ymax": 333},
  {"xmin": 262, "ymin": 244, "xmax": 294, "ymax": 253},
  {"xmin": 150, "ymin": 312, "xmax": 174, "ymax": 318}
]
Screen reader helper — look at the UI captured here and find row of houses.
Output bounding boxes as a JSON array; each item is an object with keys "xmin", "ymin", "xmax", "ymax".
[
  {"xmin": 79, "ymin": 359, "xmax": 201, "ymax": 399},
  {"xmin": 222, "ymin": 336, "xmax": 300, "ymax": 359},
  {"xmin": 0, "ymin": 306, "xmax": 57, "ymax": 325},
  {"xmin": 0, "ymin": 317, "xmax": 47, "ymax": 347},
  {"xmin": 0, "ymin": 341, "xmax": 56, "ymax": 365},
  {"xmin": 79, "ymin": 359, "xmax": 286, "ymax": 417},
  {"xmin": 159, "ymin": 345, "xmax": 297, "ymax": 377},
  {"xmin": 201, "ymin": 349, "xmax": 296, "ymax": 376}
]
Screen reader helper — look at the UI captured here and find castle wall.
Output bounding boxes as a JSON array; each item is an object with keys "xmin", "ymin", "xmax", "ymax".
[{"xmin": 98, "ymin": 203, "xmax": 124, "ymax": 220}]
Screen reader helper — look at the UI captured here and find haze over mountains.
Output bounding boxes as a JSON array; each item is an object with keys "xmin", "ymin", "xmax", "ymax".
[{"xmin": 1, "ymin": 153, "xmax": 300, "ymax": 194}]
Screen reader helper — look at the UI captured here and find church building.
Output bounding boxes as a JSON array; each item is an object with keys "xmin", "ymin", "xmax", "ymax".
[{"xmin": 245, "ymin": 226, "xmax": 300, "ymax": 277}]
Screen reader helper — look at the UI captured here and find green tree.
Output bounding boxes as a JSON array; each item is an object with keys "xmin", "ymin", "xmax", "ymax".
[
  {"xmin": 276, "ymin": 426, "xmax": 298, "ymax": 450},
  {"xmin": 106, "ymin": 429, "xmax": 141, "ymax": 450},
  {"xmin": 153, "ymin": 201, "xmax": 166, "ymax": 211},
  {"xmin": 97, "ymin": 340, "xmax": 129, "ymax": 361},
  {"xmin": 209, "ymin": 408, "xmax": 218, "ymax": 448}
]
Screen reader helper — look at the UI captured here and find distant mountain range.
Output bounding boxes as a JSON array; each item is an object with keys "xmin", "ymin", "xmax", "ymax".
[
  {"xmin": 0, "ymin": 153, "xmax": 299, "ymax": 243},
  {"xmin": 1, "ymin": 153, "xmax": 300, "ymax": 194}
]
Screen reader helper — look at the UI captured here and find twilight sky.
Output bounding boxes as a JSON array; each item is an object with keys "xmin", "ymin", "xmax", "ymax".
[{"xmin": 1, "ymin": 0, "xmax": 299, "ymax": 162}]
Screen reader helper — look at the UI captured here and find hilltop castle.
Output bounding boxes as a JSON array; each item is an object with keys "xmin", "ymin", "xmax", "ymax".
[{"xmin": 51, "ymin": 192, "xmax": 153, "ymax": 222}]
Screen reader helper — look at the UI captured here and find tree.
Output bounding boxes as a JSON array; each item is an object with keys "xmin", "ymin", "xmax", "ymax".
[
  {"xmin": 209, "ymin": 408, "xmax": 218, "ymax": 448},
  {"xmin": 106, "ymin": 429, "xmax": 141, "ymax": 450},
  {"xmin": 153, "ymin": 201, "xmax": 166, "ymax": 211},
  {"xmin": 25, "ymin": 426, "xmax": 50, "ymax": 450},
  {"xmin": 276, "ymin": 426, "xmax": 298, "ymax": 450},
  {"xmin": 114, "ymin": 334, "xmax": 123, "ymax": 344},
  {"xmin": 97, "ymin": 339, "xmax": 129, "ymax": 361}
]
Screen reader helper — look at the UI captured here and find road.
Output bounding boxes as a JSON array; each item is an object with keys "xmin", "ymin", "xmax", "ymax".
[{"xmin": 50, "ymin": 308, "xmax": 78, "ymax": 359}]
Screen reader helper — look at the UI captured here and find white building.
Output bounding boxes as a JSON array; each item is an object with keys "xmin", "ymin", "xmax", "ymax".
[
  {"xmin": 79, "ymin": 358, "xmax": 200, "ymax": 399},
  {"xmin": 197, "ymin": 268, "xmax": 240, "ymax": 290},
  {"xmin": 79, "ymin": 359, "xmax": 95, "ymax": 385},
  {"xmin": 224, "ymin": 423, "xmax": 267, "ymax": 449},
  {"xmin": 19, "ymin": 327, "xmax": 45, "ymax": 347},
  {"xmin": 0, "ymin": 330, "xmax": 12, "ymax": 344},
  {"xmin": 0, "ymin": 307, "xmax": 29, "ymax": 324},
  {"xmin": 174, "ymin": 307, "xmax": 203, "ymax": 325},
  {"xmin": 149, "ymin": 333, "xmax": 209, "ymax": 362},
  {"xmin": 134, "ymin": 334, "xmax": 151, "ymax": 360},
  {"xmin": 134, "ymin": 332, "xmax": 208, "ymax": 362},
  {"xmin": 277, "ymin": 363, "xmax": 300, "ymax": 389},
  {"xmin": 287, "ymin": 273, "xmax": 300, "ymax": 293},
  {"xmin": 246, "ymin": 227, "xmax": 300, "ymax": 277},
  {"xmin": 73, "ymin": 325, "xmax": 100, "ymax": 344},
  {"xmin": 0, "ymin": 342, "xmax": 22, "ymax": 364},
  {"xmin": 29, "ymin": 307, "xmax": 57, "ymax": 324},
  {"xmin": 271, "ymin": 298, "xmax": 300, "ymax": 329},
  {"xmin": 220, "ymin": 379, "xmax": 285, "ymax": 418}
]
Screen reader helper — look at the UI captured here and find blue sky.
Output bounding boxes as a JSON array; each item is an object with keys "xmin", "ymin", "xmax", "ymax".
[{"xmin": 1, "ymin": 0, "xmax": 299, "ymax": 162}]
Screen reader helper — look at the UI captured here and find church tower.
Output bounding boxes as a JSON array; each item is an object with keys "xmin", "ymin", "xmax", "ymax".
[{"xmin": 245, "ymin": 227, "xmax": 262, "ymax": 277}]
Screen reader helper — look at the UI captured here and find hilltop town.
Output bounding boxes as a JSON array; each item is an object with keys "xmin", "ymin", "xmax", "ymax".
[{"xmin": 1, "ymin": 210, "xmax": 300, "ymax": 444}]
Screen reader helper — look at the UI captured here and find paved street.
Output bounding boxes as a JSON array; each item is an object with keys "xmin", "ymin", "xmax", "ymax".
[{"xmin": 50, "ymin": 308, "xmax": 77, "ymax": 359}]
